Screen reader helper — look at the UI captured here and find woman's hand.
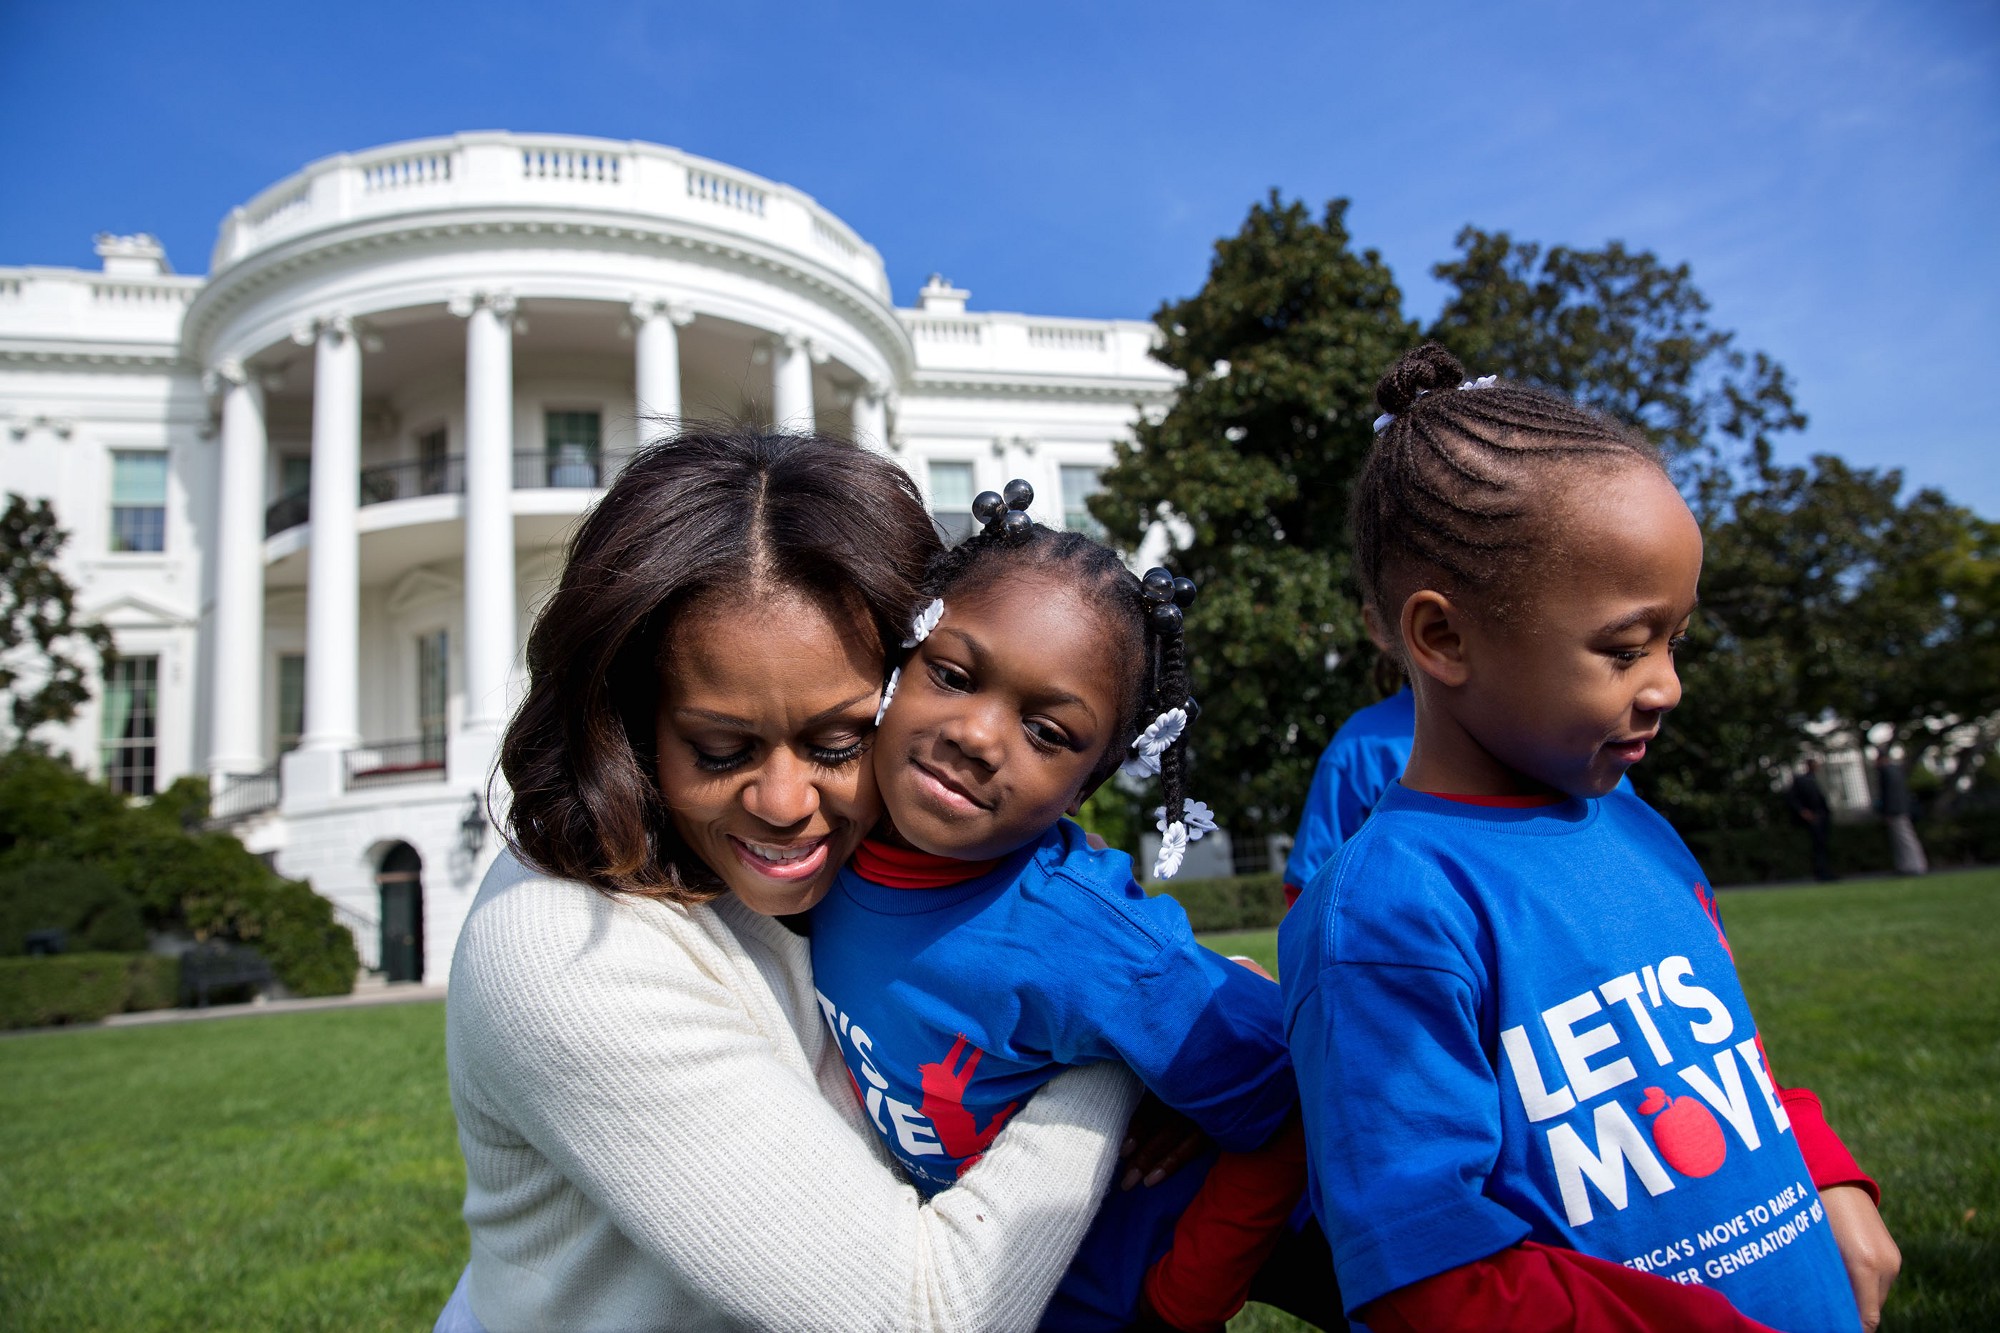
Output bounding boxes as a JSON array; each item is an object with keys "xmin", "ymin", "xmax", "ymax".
[
  {"xmin": 1119, "ymin": 1092, "xmax": 1208, "ymax": 1190},
  {"xmin": 1820, "ymin": 1184, "xmax": 1899, "ymax": 1331}
]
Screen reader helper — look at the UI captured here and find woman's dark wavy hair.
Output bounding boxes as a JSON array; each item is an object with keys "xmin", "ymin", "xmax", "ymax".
[
  {"xmin": 1351, "ymin": 342, "xmax": 1663, "ymax": 629},
  {"xmin": 501, "ymin": 426, "xmax": 942, "ymax": 902}
]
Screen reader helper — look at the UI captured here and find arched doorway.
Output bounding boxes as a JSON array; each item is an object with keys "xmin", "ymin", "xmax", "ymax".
[{"xmin": 376, "ymin": 842, "xmax": 425, "ymax": 983}]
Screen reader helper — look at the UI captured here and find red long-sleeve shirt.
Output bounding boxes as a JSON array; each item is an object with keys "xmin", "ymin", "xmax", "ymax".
[{"xmin": 1356, "ymin": 1087, "xmax": 1875, "ymax": 1332}]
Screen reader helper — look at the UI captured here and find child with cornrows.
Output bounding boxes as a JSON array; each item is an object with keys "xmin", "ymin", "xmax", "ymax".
[
  {"xmin": 1280, "ymin": 344, "xmax": 1899, "ymax": 1331},
  {"xmin": 809, "ymin": 483, "xmax": 1335, "ymax": 1332}
]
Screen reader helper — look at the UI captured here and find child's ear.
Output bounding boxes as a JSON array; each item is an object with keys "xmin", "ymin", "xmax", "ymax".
[
  {"xmin": 1066, "ymin": 772, "xmax": 1110, "ymax": 817},
  {"xmin": 1401, "ymin": 589, "xmax": 1472, "ymax": 689}
]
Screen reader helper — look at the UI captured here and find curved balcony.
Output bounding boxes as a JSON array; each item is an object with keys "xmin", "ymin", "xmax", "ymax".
[
  {"xmin": 265, "ymin": 450, "xmax": 634, "ymax": 538},
  {"xmin": 209, "ymin": 132, "xmax": 888, "ymax": 301}
]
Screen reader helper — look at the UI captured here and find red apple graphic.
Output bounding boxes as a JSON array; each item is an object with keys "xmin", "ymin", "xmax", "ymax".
[{"xmin": 1637, "ymin": 1086, "xmax": 1727, "ymax": 1177}]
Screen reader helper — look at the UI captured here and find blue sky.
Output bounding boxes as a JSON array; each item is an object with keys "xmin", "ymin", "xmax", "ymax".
[{"xmin": 4, "ymin": 0, "xmax": 1995, "ymax": 513}]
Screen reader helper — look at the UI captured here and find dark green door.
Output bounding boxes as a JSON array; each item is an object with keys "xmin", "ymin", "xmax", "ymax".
[{"xmin": 378, "ymin": 844, "xmax": 424, "ymax": 983}]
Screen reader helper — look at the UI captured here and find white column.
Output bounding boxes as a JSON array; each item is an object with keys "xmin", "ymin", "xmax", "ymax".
[
  {"xmin": 771, "ymin": 332, "xmax": 816, "ymax": 431},
  {"xmin": 851, "ymin": 381, "xmax": 888, "ymax": 451},
  {"xmin": 205, "ymin": 361, "xmax": 266, "ymax": 778},
  {"xmin": 283, "ymin": 316, "xmax": 362, "ymax": 809},
  {"xmin": 632, "ymin": 299, "xmax": 693, "ymax": 435},
  {"xmin": 453, "ymin": 290, "xmax": 518, "ymax": 764}
]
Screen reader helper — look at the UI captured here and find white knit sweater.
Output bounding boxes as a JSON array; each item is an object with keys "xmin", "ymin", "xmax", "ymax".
[{"xmin": 447, "ymin": 852, "xmax": 1141, "ymax": 1332}]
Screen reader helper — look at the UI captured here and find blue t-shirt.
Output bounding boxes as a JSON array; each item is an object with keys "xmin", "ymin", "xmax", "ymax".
[
  {"xmin": 1284, "ymin": 687, "xmax": 1415, "ymax": 891},
  {"xmin": 1278, "ymin": 785, "xmax": 1860, "ymax": 1332},
  {"xmin": 811, "ymin": 819, "xmax": 1295, "ymax": 1330}
]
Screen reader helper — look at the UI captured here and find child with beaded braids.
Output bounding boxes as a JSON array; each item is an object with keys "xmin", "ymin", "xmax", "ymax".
[
  {"xmin": 809, "ymin": 482, "xmax": 1336, "ymax": 1333},
  {"xmin": 1279, "ymin": 344, "xmax": 1898, "ymax": 1332}
]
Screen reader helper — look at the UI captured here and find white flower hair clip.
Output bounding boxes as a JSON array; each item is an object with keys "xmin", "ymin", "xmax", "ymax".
[
  {"xmin": 903, "ymin": 598, "xmax": 944, "ymax": 648},
  {"xmin": 1132, "ymin": 707, "xmax": 1187, "ymax": 760},
  {"xmin": 1153, "ymin": 822, "xmax": 1188, "ymax": 879},
  {"xmin": 1121, "ymin": 750, "xmax": 1160, "ymax": 780},
  {"xmin": 874, "ymin": 667, "xmax": 900, "ymax": 726},
  {"xmin": 1155, "ymin": 798, "xmax": 1216, "ymax": 841}
]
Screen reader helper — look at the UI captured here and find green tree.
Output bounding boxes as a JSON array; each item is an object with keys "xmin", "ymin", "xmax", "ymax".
[
  {"xmin": 1092, "ymin": 194, "xmax": 1418, "ymax": 835},
  {"xmin": 1, "ymin": 494, "xmax": 113, "ymax": 743},
  {"xmin": 1709, "ymin": 457, "xmax": 1998, "ymax": 811},
  {"xmin": 1426, "ymin": 228, "xmax": 1806, "ymax": 502}
]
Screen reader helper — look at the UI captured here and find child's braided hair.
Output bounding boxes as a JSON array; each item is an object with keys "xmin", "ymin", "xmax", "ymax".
[
  {"xmin": 920, "ymin": 480, "xmax": 1198, "ymax": 851},
  {"xmin": 1351, "ymin": 342, "xmax": 1665, "ymax": 629}
]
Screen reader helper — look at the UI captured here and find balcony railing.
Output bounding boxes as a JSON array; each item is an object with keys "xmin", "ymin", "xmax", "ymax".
[
  {"xmin": 346, "ymin": 737, "xmax": 447, "ymax": 789},
  {"xmin": 209, "ymin": 763, "xmax": 281, "ymax": 824},
  {"xmin": 210, "ymin": 133, "xmax": 890, "ymax": 302},
  {"xmin": 265, "ymin": 450, "xmax": 635, "ymax": 537}
]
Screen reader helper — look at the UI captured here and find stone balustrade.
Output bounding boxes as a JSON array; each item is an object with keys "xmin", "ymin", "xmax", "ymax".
[
  {"xmin": 209, "ymin": 132, "xmax": 890, "ymax": 301},
  {"xmin": 0, "ymin": 267, "xmax": 201, "ymax": 346}
]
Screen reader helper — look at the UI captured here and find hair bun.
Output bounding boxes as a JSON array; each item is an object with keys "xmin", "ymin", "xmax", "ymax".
[{"xmin": 1375, "ymin": 342, "xmax": 1466, "ymax": 416}]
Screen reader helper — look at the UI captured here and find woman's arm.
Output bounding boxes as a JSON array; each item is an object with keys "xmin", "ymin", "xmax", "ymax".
[{"xmin": 450, "ymin": 874, "xmax": 1139, "ymax": 1333}]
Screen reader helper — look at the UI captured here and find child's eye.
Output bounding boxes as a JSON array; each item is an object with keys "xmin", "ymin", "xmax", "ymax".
[
  {"xmin": 1024, "ymin": 719, "xmax": 1071, "ymax": 752},
  {"xmin": 1668, "ymin": 634, "xmax": 1690, "ymax": 655},
  {"xmin": 1607, "ymin": 647, "xmax": 1646, "ymax": 667},
  {"xmin": 928, "ymin": 661, "xmax": 973, "ymax": 693}
]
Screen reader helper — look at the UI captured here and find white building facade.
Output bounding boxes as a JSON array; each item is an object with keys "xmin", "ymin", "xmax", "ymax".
[{"xmin": 1, "ymin": 132, "xmax": 1178, "ymax": 983}]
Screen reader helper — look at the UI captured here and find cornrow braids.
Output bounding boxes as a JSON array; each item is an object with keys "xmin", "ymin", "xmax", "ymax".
[
  {"xmin": 1351, "ymin": 342, "xmax": 1664, "ymax": 627},
  {"xmin": 924, "ymin": 482, "xmax": 1201, "ymax": 865}
]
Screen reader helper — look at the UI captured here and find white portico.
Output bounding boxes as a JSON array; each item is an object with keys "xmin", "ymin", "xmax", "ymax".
[{"xmin": 2, "ymin": 132, "xmax": 1179, "ymax": 983}]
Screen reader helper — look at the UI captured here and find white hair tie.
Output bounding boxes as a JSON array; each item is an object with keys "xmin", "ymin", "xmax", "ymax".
[{"xmin": 1373, "ymin": 374, "xmax": 1500, "ymax": 434}]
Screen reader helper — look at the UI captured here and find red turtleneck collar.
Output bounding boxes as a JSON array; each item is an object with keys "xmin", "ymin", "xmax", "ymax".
[{"xmin": 851, "ymin": 838, "xmax": 1003, "ymax": 889}]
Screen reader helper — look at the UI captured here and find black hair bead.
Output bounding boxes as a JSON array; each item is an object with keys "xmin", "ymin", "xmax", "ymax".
[
  {"xmin": 1001, "ymin": 509, "xmax": 1034, "ymax": 538},
  {"xmin": 1184, "ymin": 696, "xmax": 1201, "ymax": 722},
  {"xmin": 1141, "ymin": 567, "xmax": 1176, "ymax": 602},
  {"xmin": 972, "ymin": 491, "xmax": 1006, "ymax": 524},
  {"xmin": 1148, "ymin": 601, "xmax": 1183, "ymax": 634},
  {"xmin": 1172, "ymin": 576, "xmax": 1197, "ymax": 608},
  {"xmin": 1002, "ymin": 478, "xmax": 1035, "ymax": 510}
]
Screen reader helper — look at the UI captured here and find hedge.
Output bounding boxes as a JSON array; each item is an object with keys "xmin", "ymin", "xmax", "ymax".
[
  {"xmin": 0, "ymin": 952, "xmax": 180, "ymax": 1030},
  {"xmin": 1147, "ymin": 872, "xmax": 1288, "ymax": 933},
  {"xmin": 1684, "ymin": 809, "xmax": 2000, "ymax": 887}
]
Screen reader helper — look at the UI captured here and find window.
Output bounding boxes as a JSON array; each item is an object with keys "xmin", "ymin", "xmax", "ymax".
[
  {"xmin": 101, "ymin": 655, "xmax": 159, "ymax": 796},
  {"xmin": 417, "ymin": 630, "xmax": 449, "ymax": 764},
  {"xmin": 277, "ymin": 654, "xmax": 306, "ymax": 753},
  {"xmin": 929, "ymin": 460, "xmax": 975, "ymax": 544},
  {"xmin": 545, "ymin": 410, "xmax": 601, "ymax": 488},
  {"xmin": 279, "ymin": 454, "xmax": 311, "ymax": 499},
  {"xmin": 1060, "ymin": 465, "xmax": 1105, "ymax": 538},
  {"xmin": 109, "ymin": 451, "xmax": 167, "ymax": 552},
  {"xmin": 417, "ymin": 426, "xmax": 450, "ymax": 496}
]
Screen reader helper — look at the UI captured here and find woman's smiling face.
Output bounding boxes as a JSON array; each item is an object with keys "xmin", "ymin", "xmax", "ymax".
[{"xmin": 654, "ymin": 585, "xmax": 886, "ymax": 918}]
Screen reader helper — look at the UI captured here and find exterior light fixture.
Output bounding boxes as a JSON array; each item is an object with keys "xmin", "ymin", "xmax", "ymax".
[{"xmin": 460, "ymin": 796, "xmax": 488, "ymax": 858}]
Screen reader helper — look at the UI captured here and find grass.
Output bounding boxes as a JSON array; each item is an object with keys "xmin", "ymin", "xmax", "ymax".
[
  {"xmin": 0, "ymin": 1003, "xmax": 461, "ymax": 1332},
  {"xmin": 0, "ymin": 872, "xmax": 1992, "ymax": 1332}
]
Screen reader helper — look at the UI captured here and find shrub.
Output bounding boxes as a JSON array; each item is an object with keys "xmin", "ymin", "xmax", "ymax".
[
  {"xmin": 0, "ymin": 952, "xmax": 177, "ymax": 1029},
  {"xmin": 1147, "ymin": 872, "xmax": 1288, "ymax": 933},
  {"xmin": 0, "ymin": 858, "xmax": 146, "ymax": 955},
  {"xmin": 124, "ymin": 954, "xmax": 178, "ymax": 1012},
  {"xmin": 0, "ymin": 749, "xmax": 357, "ymax": 996}
]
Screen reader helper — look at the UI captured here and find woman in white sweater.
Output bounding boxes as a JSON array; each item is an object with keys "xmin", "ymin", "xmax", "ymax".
[{"xmin": 440, "ymin": 429, "xmax": 1143, "ymax": 1332}]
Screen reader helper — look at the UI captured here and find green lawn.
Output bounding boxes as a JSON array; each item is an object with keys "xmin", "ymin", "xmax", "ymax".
[{"xmin": 0, "ymin": 871, "xmax": 1993, "ymax": 1332}]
